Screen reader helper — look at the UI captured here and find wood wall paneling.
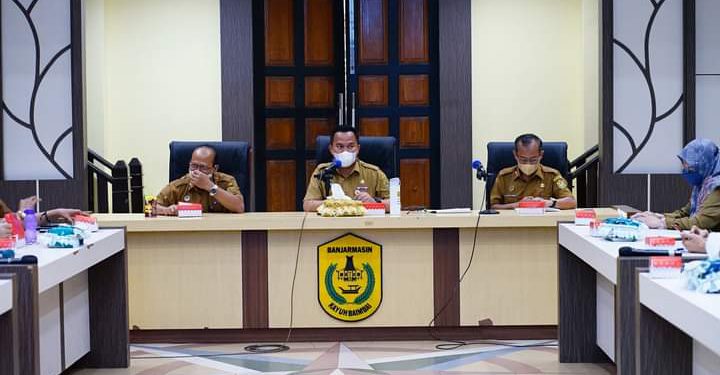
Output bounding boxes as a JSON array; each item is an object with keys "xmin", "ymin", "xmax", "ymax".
[
  {"xmin": 399, "ymin": 75, "xmax": 429, "ymax": 106},
  {"xmin": 399, "ymin": 0, "xmax": 429, "ymax": 64},
  {"xmin": 305, "ymin": 118, "xmax": 334, "ymax": 149},
  {"xmin": 359, "ymin": 118, "xmax": 390, "ymax": 136},
  {"xmin": 399, "ymin": 117, "xmax": 430, "ymax": 148},
  {"xmin": 265, "ymin": 0, "xmax": 294, "ymax": 66},
  {"xmin": 358, "ymin": 0, "xmax": 388, "ymax": 64},
  {"xmin": 304, "ymin": 76, "xmax": 335, "ymax": 108},
  {"xmin": 359, "ymin": 75, "xmax": 389, "ymax": 107},
  {"xmin": 304, "ymin": 0, "xmax": 334, "ymax": 66},
  {"xmin": 265, "ymin": 77, "xmax": 295, "ymax": 108},
  {"xmin": 400, "ymin": 159, "xmax": 431, "ymax": 207},
  {"xmin": 265, "ymin": 118, "xmax": 296, "ymax": 150},
  {"xmin": 266, "ymin": 160, "xmax": 297, "ymax": 211}
]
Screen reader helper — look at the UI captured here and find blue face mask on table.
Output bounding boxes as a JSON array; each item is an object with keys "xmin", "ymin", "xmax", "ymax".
[{"xmin": 682, "ymin": 170, "xmax": 704, "ymax": 186}]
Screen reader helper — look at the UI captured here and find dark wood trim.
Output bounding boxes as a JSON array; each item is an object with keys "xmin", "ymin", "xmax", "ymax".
[
  {"xmin": 241, "ymin": 230, "xmax": 269, "ymax": 329},
  {"xmin": 438, "ymin": 0, "xmax": 472, "ymax": 208},
  {"xmin": 83, "ymin": 240, "xmax": 130, "ymax": 368},
  {"xmin": 650, "ymin": 174, "xmax": 691, "ymax": 213},
  {"xmin": 557, "ymin": 243, "xmax": 608, "ymax": 363},
  {"xmin": 0, "ymin": 265, "xmax": 40, "ymax": 375},
  {"xmin": 220, "ymin": 0, "xmax": 256, "ymax": 211},
  {"xmin": 130, "ymin": 325, "xmax": 557, "ymax": 344},
  {"xmin": 0, "ymin": 274, "xmax": 20, "ymax": 375},
  {"xmin": 634, "ymin": 270, "xmax": 692, "ymax": 375},
  {"xmin": 684, "ymin": 0, "xmax": 696, "ymax": 144},
  {"xmin": 614, "ymin": 257, "xmax": 649, "ymax": 375},
  {"xmin": 432, "ymin": 228, "xmax": 460, "ymax": 326}
]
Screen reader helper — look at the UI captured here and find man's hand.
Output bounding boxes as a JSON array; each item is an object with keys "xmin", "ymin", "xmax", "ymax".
[
  {"xmin": 18, "ymin": 196, "xmax": 39, "ymax": 212},
  {"xmin": 690, "ymin": 225, "xmax": 709, "ymax": 238},
  {"xmin": 189, "ymin": 170, "xmax": 214, "ymax": 191},
  {"xmin": 0, "ymin": 220, "xmax": 11, "ymax": 237},
  {"xmin": 157, "ymin": 205, "xmax": 178, "ymax": 216},
  {"xmin": 46, "ymin": 208, "xmax": 83, "ymax": 223},
  {"xmin": 682, "ymin": 232, "xmax": 707, "ymax": 253},
  {"xmin": 354, "ymin": 191, "xmax": 375, "ymax": 203}
]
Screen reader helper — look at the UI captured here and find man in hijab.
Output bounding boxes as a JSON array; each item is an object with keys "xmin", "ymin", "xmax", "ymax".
[{"xmin": 634, "ymin": 139, "xmax": 720, "ymax": 230}]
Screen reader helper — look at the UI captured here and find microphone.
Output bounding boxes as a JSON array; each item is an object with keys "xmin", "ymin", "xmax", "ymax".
[
  {"xmin": 316, "ymin": 159, "xmax": 341, "ymax": 180},
  {"xmin": 619, "ymin": 246, "xmax": 686, "ymax": 257},
  {"xmin": 472, "ymin": 160, "xmax": 488, "ymax": 181}
]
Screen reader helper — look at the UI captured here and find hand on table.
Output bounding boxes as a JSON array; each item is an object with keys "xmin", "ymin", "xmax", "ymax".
[
  {"xmin": 354, "ymin": 191, "xmax": 375, "ymax": 203},
  {"xmin": 46, "ymin": 209, "xmax": 83, "ymax": 224},
  {"xmin": 682, "ymin": 231, "xmax": 707, "ymax": 253},
  {"xmin": 157, "ymin": 205, "xmax": 178, "ymax": 216},
  {"xmin": 633, "ymin": 214, "xmax": 666, "ymax": 229}
]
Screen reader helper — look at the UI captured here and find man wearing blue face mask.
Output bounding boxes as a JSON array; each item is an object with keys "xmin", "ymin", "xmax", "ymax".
[
  {"xmin": 633, "ymin": 139, "xmax": 720, "ymax": 230},
  {"xmin": 303, "ymin": 126, "xmax": 390, "ymax": 212}
]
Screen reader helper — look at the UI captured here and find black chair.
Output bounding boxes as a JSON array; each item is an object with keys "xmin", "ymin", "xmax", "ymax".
[
  {"xmin": 484, "ymin": 141, "xmax": 570, "ymax": 208},
  {"xmin": 315, "ymin": 136, "xmax": 398, "ymax": 178},
  {"xmin": 168, "ymin": 141, "xmax": 251, "ymax": 207}
]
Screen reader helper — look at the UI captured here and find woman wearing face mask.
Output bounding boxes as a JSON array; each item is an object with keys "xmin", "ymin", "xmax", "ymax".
[
  {"xmin": 303, "ymin": 126, "xmax": 391, "ymax": 212},
  {"xmin": 633, "ymin": 139, "xmax": 720, "ymax": 230}
]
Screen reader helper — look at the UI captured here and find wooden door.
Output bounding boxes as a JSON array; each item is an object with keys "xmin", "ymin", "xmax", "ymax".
[
  {"xmin": 255, "ymin": 0, "xmax": 342, "ymax": 211},
  {"xmin": 353, "ymin": 0, "xmax": 438, "ymax": 208},
  {"xmin": 255, "ymin": 0, "xmax": 439, "ymax": 211}
]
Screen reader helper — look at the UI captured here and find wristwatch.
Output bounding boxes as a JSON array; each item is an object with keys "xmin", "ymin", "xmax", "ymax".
[
  {"xmin": 550, "ymin": 200, "xmax": 557, "ymax": 208},
  {"xmin": 209, "ymin": 184, "xmax": 219, "ymax": 197}
]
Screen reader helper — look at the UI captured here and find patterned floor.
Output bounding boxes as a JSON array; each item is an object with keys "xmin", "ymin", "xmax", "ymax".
[{"xmin": 69, "ymin": 341, "xmax": 614, "ymax": 375}]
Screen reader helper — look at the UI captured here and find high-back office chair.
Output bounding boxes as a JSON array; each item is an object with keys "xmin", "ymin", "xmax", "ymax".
[
  {"xmin": 168, "ymin": 141, "xmax": 251, "ymax": 208},
  {"xmin": 315, "ymin": 136, "xmax": 398, "ymax": 178},
  {"xmin": 484, "ymin": 141, "xmax": 570, "ymax": 208}
]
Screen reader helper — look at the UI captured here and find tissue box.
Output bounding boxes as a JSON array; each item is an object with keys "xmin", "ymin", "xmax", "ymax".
[
  {"xmin": 177, "ymin": 203, "xmax": 203, "ymax": 218},
  {"xmin": 363, "ymin": 202, "xmax": 385, "ymax": 216},
  {"xmin": 515, "ymin": 200, "xmax": 545, "ymax": 216},
  {"xmin": 575, "ymin": 209, "xmax": 597, "ymax": 225}
]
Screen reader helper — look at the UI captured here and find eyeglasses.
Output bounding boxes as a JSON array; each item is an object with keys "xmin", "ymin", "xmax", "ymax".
[
  {"xmin": 331, "ymin": 143, "xmax": 358, "ymax": 152},
  {"xmin": 516, "ymin": 157, "xmax": 540, "ymax": 164},
  {"xmin": 189, "ymin": 163, "xmax": 212, "ymax": 174}
]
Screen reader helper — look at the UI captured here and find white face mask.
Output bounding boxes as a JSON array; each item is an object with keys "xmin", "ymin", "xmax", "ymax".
[{"xmin": 333, "ymin": 151, "xmax": 357, "ymax": 168}]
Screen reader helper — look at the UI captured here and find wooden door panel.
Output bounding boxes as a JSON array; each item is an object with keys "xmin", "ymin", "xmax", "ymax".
[
  {"xmin": 305, "ymin": 118, "xmax": 334, "ymax": 149},
  {"xmin": 399, "ymin": 117, "xmax": 429, "ymax": 148},
  {"xmin": 304, "ymin": 0, "xmax": 334, "ymax": 66},
  {"xmin": 266, "ymin": 118, "xmax": 296, "ymax": 150},
  {"xmin": 265, "ymin": 0, "xmax": 294, "ymax": 66},
  {"xmin": 400, "ymin": 159, "xmax": 430, "ymax": 207},
  {"xmin": 358, "ymin": 75, "xmax": 389, "ymax": 106},
  {"xmin": 398, "ymin": 75, "xmax": 429, "ymax": 106},
  {"xmin": 358, "ymin": 0, "xmax": 388, "ymax": 64},
  {"xmin": 265, "ymin": 77, "xmax": 295, "ymax": 107},
  {"xmin": 359, "ymin": 118, "xmax": 389, "ymax": 136},
  {"xmin": 305, "ymin": 76, "xmax": 335, "ymax": 108},
  {"xmin": 399, "ymin": 0, "xmax": 429, "ymax": 64},
  {"xmin": 266, "ymin": 160, "xmax": 297, "ymax": 211}
]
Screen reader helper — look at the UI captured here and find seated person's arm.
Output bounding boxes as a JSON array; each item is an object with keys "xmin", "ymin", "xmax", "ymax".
[
  {"xmin": 551, "ymin": 176, "xmax": 576, "ymax": 210},
  {"xmin": 366, "ymin": 172, "xmax": 390, "ymax": 212},
  {"xmin": 37, "ymin": 209, "xmax": 84, "ymax": 226},
  {"xmin": 214, "ymin": 178, "xmax": 245, "ymax": 213},
  {"xmin": 155, "ymin": 186, "xmax": 178, "ymax": 216},
  {"xmin": 490, "ymin": 178, "xmax": 518, "ymax": 210},
  {"xmin": 665, "ymin": 202, "xmax": 691, "ymax": 220},
  {"xmin": 303, "ymin": 171, "xmax": 326, "ymax": 212},
  {"xmin": 665, "ymin": 189, "xmax": 720, "ymax": 230}
]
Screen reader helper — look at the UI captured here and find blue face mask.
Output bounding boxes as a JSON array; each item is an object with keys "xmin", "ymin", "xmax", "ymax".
[{"xmin": 682, "ymin": 170, "xmax": 704, "ymax": 186}]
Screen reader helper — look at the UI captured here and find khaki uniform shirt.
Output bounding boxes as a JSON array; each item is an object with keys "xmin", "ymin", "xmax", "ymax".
[
  {"xmin": 304, "ymin": 160, "xmax": 390, "ymax": 201},
  {"xmin": 156, "ymin": 172, "xmax": 242, "ymax": 213},
  {"xmin": 664, "ymin": 189, "xmax": 720, "ymax": 231},
  {"xmin": 490, "ymin": 164, "xmax": 573, "ymax": 205}
]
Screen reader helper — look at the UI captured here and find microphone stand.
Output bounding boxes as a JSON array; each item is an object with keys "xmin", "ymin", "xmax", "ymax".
[
  {"xmin": 315, "ymin": 167, "xmax": 336, "ymax": 199},
  {"xmin": 474, "ymin": 164, "xmax": 499, "ymax": 215}
]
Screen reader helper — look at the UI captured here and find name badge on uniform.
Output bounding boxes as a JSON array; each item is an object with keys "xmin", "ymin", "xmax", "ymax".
[{"xmin": 540, "ymin": 183, "xmax": 545, "ymax": 189}]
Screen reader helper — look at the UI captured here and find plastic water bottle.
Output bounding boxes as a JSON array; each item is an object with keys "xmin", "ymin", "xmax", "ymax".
[
  {"xmin": 23, "ymin": 209, "xmax": 37, "ymax": 245},
  {"xmin": 389, "ymin": 178, "xmax": 401, "ymax": 216}
]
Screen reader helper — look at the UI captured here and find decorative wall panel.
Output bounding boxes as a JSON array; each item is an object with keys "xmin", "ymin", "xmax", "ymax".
[
  {"xmin": 612, "ymin": 0, "xmax": 684, "ymax": 174},
  {"xmin": 2, "ymin": 0, "xmax": 75, "ymax": 180}
]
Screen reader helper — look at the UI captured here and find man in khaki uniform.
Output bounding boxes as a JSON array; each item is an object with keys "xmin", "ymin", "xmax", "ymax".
[
  {"xmin": 156, "ymin": 146, "xmax": 245, "ymax": 214},
  {"xmin": 304, "ymin": 126, "xmax": 390, "ymax": 212},
  {"xmin": 490, "ymin": 134, "xmax": 576, "ymax": 210}
]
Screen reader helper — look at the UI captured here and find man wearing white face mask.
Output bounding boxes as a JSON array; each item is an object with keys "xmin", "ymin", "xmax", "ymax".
[
  {"xmin": 155, "ymin": 145, "xmax": 245, "ymax": 215},
  {"xmin": 303, "ymin": 126, "xmax": 390, "ymax": 212},
  {"xmin": 490, "ymin": 134, "xmax": 576, "ymax": 210}
]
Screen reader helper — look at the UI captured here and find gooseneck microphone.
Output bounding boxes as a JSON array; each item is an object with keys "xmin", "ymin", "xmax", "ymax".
[
  {"xmin": 619, "ymin": 246, "xmax": 686, "ymax": 257},
  {"xmin": 472, "ymin": 160, "xmax": 499, "ymax": 215},
  {"xmin": 316, "ymin": 159, "xmax": 342, "ymax": 198}
]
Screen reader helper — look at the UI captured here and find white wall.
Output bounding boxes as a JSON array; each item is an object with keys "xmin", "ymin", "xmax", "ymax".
[
  {"xmin": 471, "ymin": 0, "xmax": 599, "ymax": 208},
  {"xmin": 85, "ymin": 0, "xmax": 222, "ymax": 197}
]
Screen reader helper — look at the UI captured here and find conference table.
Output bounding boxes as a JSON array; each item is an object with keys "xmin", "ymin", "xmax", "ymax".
[
  {"xmin": 95, "ymin": 208, "xmax": 616, "ymax": 342},
  {"xmin": 0, "ymin": 278, "xmax": 18, "ymax": 375},
  {"xmin": 0, "ymin": 228, "xmax": 128, "ymax": 375},
  {"xmin": 637, "ymin": 274, "xmax": 720, "ymax": 375}
]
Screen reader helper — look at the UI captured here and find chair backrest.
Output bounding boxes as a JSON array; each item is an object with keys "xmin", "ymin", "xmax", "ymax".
[
  {"xmin": 315, "ymin": 136, "xmax": 398, "ymax": 178},
  {"xmin": 168, "ymin": 141, "xmax": 251, "ymax": 206},
  {"xmin": 484, "ymin": 141, "xmax": 569, "ymax": 208}
]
